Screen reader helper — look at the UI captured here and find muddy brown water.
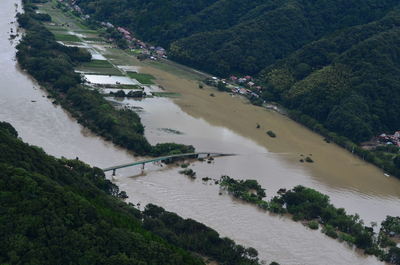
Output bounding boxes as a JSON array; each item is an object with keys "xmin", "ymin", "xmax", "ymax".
[
  {"xmin": 1, "ymin": 1, "xmax": 399, "ymax": 264},
  {"xmin": 0, "ymin": 0, "xmax": 134, "ymax": 167}
]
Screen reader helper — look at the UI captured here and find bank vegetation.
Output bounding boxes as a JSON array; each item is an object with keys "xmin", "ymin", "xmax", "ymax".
[{"xmin": 220, "ymin": 176, "xmax": 400, "ymax": 265}]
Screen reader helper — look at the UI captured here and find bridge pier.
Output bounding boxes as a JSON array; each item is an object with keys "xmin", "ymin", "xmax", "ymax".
[{"xmin": 112, "ymin": 169, "xmax": 116, "ymax": 177}]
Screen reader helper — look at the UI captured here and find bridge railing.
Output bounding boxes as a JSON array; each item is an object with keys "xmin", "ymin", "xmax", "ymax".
[{"xmin": 102, "ymin": 152, "xmax": 235, "ymax": 172}]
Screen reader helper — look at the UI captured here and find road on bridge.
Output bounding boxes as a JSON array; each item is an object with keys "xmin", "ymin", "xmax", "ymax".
[{"xmin": 103, "ymin": 152, "xmax": 235, "ymax": 175}]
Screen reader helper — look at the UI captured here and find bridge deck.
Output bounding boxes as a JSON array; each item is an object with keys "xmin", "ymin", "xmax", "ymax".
[{"xmin": 102, "ymin": 152, "xmax": 234, "ymax": 172}]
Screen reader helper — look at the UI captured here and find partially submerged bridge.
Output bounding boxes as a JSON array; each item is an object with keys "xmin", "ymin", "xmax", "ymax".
[{"xmin": 102, "ymin": 152, "xmax": 235, "ymax": 176}]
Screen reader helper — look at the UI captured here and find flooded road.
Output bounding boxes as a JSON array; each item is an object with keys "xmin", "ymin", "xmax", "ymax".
[{"xmin": 1, "ymin": 1, "xmax": 399, "ymax": 264}]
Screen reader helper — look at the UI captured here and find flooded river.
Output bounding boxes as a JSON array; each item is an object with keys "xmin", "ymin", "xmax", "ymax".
[
  {"xmin": 1, "ymin": 1, "xmax": 399, "ymax": 264},
  {"xmin": 0, "ymin": 0, "xmax": 134, "ymax": 167}
]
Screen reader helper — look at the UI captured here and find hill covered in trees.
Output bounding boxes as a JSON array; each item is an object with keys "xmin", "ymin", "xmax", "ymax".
[
  {"xmin": 75, "ymin": 0, "xmax": 400, "ymax": 144},
  {"xmin": 260, "ymin": 7, "xmax": 400, "ymax": 142},
  {"xmin": 0, "ymin": 121, "xmax": 262, "ymax": 265}
]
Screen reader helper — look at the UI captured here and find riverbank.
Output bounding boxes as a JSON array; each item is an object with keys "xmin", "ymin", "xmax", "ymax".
[{"xmin": 137, "ymin": 61, "xmax": 400, "ymax": 193}]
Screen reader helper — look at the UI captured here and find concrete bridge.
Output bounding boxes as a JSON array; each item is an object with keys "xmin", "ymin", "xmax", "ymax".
[{"xmin": 102, "ymin": 152, "xmax": 235, "ymax": 176}]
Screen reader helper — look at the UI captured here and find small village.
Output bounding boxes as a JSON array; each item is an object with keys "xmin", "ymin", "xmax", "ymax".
[
  {"xmin": 362, "ymin": 131, "xmax": 400, "ymax": 150},
  {"xmin": 64, "ymin": 0, "xmax": 167, "ymax": 60},
  {"xmin": 205, "ymin": 75, "xmax": 264, "ymax": 99},
  {"xmin": 97, "ymin": 21, "xmax": 266, "ymax": 102},
  {"xmin": 377, "ymin": 131, "xmax": 400, "ymax": 147},
  {"xmin": 63, "ymin": 0, "xmax": 268, "ymax": 102},
  {"xmin": 111, "ymin": 25, "xmax": 167, "ymax": 60}
]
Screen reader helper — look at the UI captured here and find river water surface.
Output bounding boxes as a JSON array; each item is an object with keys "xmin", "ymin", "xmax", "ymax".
[{"xmin": 1, "ymin": 1, "xmax": 399, "ymax": 264}]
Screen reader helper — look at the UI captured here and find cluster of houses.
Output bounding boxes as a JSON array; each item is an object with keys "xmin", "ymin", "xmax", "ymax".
[
  {"xmin": 62, "ymin": 0, "xmax": 86, "ymax": 17},
  {"xmin": 105, "ymin": 25, "xmax": 167, "ymax": 60},
  {"xmin": 206, "ymin": 75, "xmax": 263, "ymax": 99},
  {"xmin": 229, "ymin": 75, "xmax": 259, "ymax": 89},
  {"xmin": 97, "ymin": 22, "xmax": 167, "ymax": 60},
  {"xmin": 61, "ymin": 0, "xmax": 167, "ymax": 60},
  {"xmin": 378, "ymin": 131, "xmax": 400, "ymax": 146}
]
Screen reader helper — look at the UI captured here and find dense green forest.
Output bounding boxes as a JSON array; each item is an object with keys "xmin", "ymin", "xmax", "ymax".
[
  {"xmin": 75, "ymin": 0, "xmax": 400, "ymax": 147},
  {"xmin": 261, "ymin": 9, "xmax": 400, "ymax": 142},
  {"xmin": 0, "ymin": 121, "xmax": 264, "ymax": 265},
  {"xmin": 16, "ymin": 0, "xmax": 193, "ymax": 156}
]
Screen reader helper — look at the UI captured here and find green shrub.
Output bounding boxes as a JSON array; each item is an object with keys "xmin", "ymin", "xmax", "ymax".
[
  {"xmin": 267, "ymin": 130, "xmax": 276, "ymax": 138},
  {"xmin": 338, "ymin": 233, "xmax": 355, "ymax": 245},
  {"xmin": 323, "ymin": 225, "xmax": 338, "ymax": 239},
  {"xmin": 308, "ymin": 221, "xmax": 319, "ymax": 230},
  {"xmin": 305, "ymin": 156, "xmax": 314, "ymax": 163}
]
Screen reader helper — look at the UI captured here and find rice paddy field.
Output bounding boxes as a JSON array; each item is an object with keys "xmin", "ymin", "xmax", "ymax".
[
  {"xmin": 37, "ymin": 0, "xmax": 180, "ymax": 96},
  {"xmin": 126, "ymin": 72, "xmax": 155, "ymax": 84}
]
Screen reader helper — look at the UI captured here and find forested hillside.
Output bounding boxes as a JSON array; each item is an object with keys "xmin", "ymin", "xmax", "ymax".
[
  {"xmin": 261, "ymin": 9, "xmax": 400, "ymax": 141},
  {"xmin": 0, "ymin": 121, "xmax": 261, "ymax": 265},
  {"xmin": 75, "ymin": 0, "xmax": 400, "ymax": 144},
  {"xmin": 76, "ymin": 0, "xmax": 399, "ymax": 74}
]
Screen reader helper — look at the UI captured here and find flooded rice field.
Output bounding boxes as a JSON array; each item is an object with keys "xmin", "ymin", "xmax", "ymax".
[{"xmin": 83, "ymin": 74, "xmax": 139, "ymax": 85}]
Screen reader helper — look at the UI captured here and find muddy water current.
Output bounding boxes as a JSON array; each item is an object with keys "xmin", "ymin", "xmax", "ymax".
[
  {"xmin": 112, "ymin": 97, "xmax": 399, "ymax": 264},
  {"xmin": 1, "ymin": 1, "xmax": 399, "ymax": 264},
  {"xmin": 0, "ymin": 0, "xmax": 134, "ymax": 167}
]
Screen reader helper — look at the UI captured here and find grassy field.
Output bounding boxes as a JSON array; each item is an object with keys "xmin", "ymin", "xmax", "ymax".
[
  {"xmin": 83, "ymin": 37, "xmax": 105, "ymax": 42},
  {"xmin": 38, "ymin": 0, "xmax": 93, "ymax": 32},
  {"xmin": 117, "ymin": 84, "xmax": 143, "ymax": 89},
  {"xmin": 78, "ymin": 59, "xmax": 123, "ymax": 76},
  {"xmin": 49, "ymin": 28, "xmax": 69, "ymax": 33},
  {"xmin": 127, "ymin": 49, "xmax": 145, "ymax": 55},
  {"xmin": 54, "ymin": 33, "xmax": 81, "ymax": 42},
  {"xmin": 75, "ymin": 66, "xmax": 124, "ymax": 76},
  {"xmin": 127, "ymin": 72, "xmax": 155, "ymax": 84},
  {"xmin": 145, "ymin": 60, "xmax": 206, "ymax": 81},
  {"xmin": 82, "ymin": 60, "xmax": 114, "ymax": 68},
  {"xmin": 103, "ymin": 48, "xmax": 136, "ymax": 64}
]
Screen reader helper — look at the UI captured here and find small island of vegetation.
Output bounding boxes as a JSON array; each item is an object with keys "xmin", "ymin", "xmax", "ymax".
[
  {"xmin": 218, "ymin": 176, "xmax": 400, "ymax": 264},
  {"xmin": 266, "ymin": 130, "xmax": 276, "ymax": 138}
]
